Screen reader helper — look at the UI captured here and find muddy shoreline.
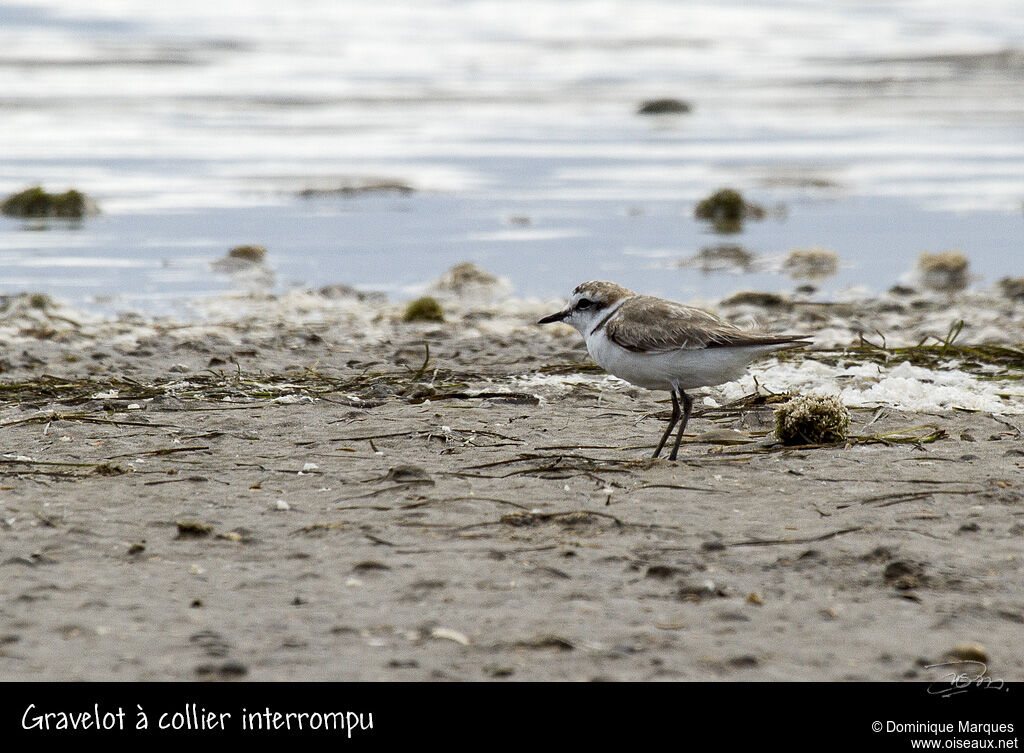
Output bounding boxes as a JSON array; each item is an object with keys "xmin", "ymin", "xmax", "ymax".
[{"xmin": 0, "ymin": 282, "xmax": 1022, "ymax": 681}]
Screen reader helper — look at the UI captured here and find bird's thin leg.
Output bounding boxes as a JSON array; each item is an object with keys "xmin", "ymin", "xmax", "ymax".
[
  {"xmin": 668, "ymin": 391, "xmax": 693, "ymax": 461},
  {"xmin": 653, "ymin": 391, "xmax": 680, "ymax": 458}
]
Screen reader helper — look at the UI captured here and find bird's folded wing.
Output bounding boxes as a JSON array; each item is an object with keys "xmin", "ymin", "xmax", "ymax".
[{"xmin": 605, "ymin": 297, "xmax": 809, "ymax": 353}]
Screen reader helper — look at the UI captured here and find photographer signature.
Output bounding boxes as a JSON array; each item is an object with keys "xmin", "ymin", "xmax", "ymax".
[{"xmin": 924, "ymin": 660, "xmax": 1008, "ymax": 698}]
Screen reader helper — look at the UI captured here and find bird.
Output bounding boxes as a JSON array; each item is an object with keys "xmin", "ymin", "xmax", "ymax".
[{"xmin": 538, "ymin": 281, "xmax": 811, "ymax": 460}]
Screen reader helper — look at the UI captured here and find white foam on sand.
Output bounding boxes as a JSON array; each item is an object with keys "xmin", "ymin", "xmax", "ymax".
[
  {"xmin": 720, "ymin": 358, "xmax": 1024, "ymax": 415},
  {"xmin": 518, "ymin": 357, "xmax": 1023, "ymax": 415}
]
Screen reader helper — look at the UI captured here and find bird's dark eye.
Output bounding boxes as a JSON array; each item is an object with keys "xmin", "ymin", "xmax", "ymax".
[{"xmin": 576, "ymin": 298, "xmax": 593, "ymax": 310}]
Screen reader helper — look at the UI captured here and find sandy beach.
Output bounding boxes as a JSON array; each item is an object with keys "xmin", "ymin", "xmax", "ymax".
[{"xmin": 0, "ymin": 278, "xmax": 1021, "ymax": 681}]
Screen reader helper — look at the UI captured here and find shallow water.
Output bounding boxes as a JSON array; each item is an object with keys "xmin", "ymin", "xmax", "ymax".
[{"xmin": 1, "ymin": 0, "xmax": 1022, "ymax": 313}]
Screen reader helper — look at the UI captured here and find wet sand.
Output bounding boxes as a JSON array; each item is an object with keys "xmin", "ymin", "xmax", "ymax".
[{"xmin": 0, "ymin": 284, "xmax": 1022, "ymax": 681}]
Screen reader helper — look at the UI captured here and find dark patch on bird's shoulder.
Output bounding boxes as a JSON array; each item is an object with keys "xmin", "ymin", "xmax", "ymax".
[{"xmin": 589, "ymin": 305, "xmax": 619, "ymax": 335}]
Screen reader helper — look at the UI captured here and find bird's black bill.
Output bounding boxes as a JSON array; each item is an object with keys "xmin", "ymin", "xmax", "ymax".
[{"xmin": 538, "ymin": 310, "xmax": 569, "ymax": 324}]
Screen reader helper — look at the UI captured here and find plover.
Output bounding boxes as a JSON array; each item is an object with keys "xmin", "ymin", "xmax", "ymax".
[{"xmin": 539, "ymin": 281, "xmax": 810, "ymax": 460}]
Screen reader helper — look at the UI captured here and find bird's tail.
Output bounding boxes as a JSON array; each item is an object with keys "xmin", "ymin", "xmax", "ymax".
[
  {"xmin": 736, "ymin": 334, "xmax": 813, "ymax": 352},
  {"xmin": 764, "ymin": 334, "xmax": 813, "ymax": 350}
]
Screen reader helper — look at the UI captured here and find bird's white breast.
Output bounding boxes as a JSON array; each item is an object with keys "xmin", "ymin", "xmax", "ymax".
[{"xmin": 584, "ymin": 327, "xmax": 783, "ymax": 392}]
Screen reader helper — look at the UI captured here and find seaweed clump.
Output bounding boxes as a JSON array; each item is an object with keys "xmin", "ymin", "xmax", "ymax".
[
  {"xmin": 318, "ymin": 283, "xmax": 386, "ymax": 304},
  {"xmin": 774, "ymin": 394, "xmax": 850, "ymax": 446},
  {"xmin": 176, "ymin": 520, "xmax": 214, "ymax": 539},
  {"xmin": 298, "ymin": 180, "xmax": 414, "ymax": 198},
  {"xmin": 998, "ymin": 277, "xmax": 1024, "ymax": 301},
  {"xmin": 433, "ymin": 262, "xmax": 499, "ymax": 293},
  {"xmin": 694, "ymin": 188, "xmax": 765, "ymax": 233},
  {"xmin": 637, "ymin": 98, "xmax": 692, "ymax": 115},
  {"xmin": 27, "ymin": 293, "xmax": 53, "ymax": 310},
  {"xmin": 430, "ymin": 262, "xmax": 510, "ymax": 301},
  {"xmin": 721, "ymin": 290, "xmax": 790, "ymax": 309},
  {"xmin": 227, "ymin": 245, "xmax": 267, "ymax": 263},
  {"xmin": 783, "ymin": 247, "xmax": 839, "ymax": 280},
  {"xmin": 402, "ymin": 296, "xmax": 444, "ymax": 323},
  {"xmin": 1, "ymin": 186, "xmax": 98, "ymax": 219},
  {"xmin": 917, "ymin": 251, "xmax": 968, "ymax": 292},
  {"xmin": 211, "ymin": 244, "xmax": 270, "ymax": 273},
  {"xmin": 681, "ymin": 245, "xmax": 754, "ymax": 273}
]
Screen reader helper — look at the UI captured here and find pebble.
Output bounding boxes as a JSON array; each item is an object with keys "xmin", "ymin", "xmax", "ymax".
[
  {"xmin": 431, "ymin": 627, "xmax": 470, "ymax": 646},
  {"xmin": 946, "ymin": 643, "xmax": 987, "ymax": 662}
]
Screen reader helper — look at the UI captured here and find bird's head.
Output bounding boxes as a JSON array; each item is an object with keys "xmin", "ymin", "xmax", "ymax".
[{"xmin": 538, "ymin": 281, "xmax": 635, "ymax": 334}]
